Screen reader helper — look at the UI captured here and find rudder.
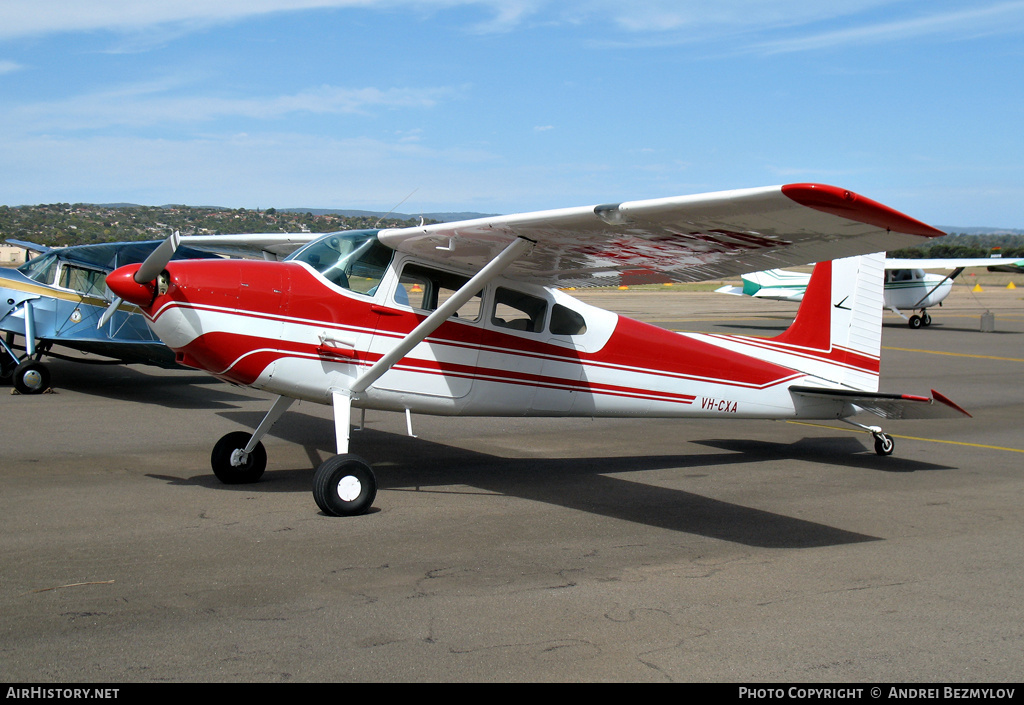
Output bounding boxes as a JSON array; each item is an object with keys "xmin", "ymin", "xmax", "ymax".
[{"xmin": 770, "ymin": 252, "xmax": 884, "ymax": 391}]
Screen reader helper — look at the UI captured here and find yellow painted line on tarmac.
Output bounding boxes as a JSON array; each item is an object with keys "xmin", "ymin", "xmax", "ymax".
[
  {"xmin": 787, "ymin": 421, "xmax": 1024, "ymax": 454},
  {"xmin": 882, "ymin": 346, "xmax": 1024, "ymax": 363}
]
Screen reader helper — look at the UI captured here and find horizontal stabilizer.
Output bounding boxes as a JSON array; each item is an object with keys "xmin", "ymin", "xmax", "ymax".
[{"xmin": 790, "ymin": 386, "xmax": 970, "ymax": 420}]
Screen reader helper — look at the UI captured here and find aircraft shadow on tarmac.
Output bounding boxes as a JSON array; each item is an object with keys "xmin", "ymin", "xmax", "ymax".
[
  {"xmin": 147, "ymin": 410, "xmax": 953, "ymax": 550},
  {"xmin": 13, "ymin": 358, "xmax": 262, "ymax": 409}
]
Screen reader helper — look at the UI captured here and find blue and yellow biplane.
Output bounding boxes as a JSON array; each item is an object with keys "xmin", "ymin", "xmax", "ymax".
[
  {"xmin": 0, "ymin": 239, "xmax": 226, "ymax": 393},
  {"xmin": 2, "ymin": 234, "xmax": 314, "ymax": 393}
]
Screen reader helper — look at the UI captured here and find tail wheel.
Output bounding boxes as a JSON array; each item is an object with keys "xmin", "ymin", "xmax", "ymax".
[
  {"xmin": 211, "ymin": 431, "xmax": 267, "ymax": 484},
  {"xmin": 313, "ymin": 454, "xmax": 377, "ymax": 517},
  {"xmin": 873, "ymin": 433, "xmax": 895, "ymax": 456}
]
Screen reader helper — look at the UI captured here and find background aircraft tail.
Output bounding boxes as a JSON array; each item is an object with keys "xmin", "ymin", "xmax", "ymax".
[{"xmin": 770, "ymin": 252, "xmax": 884, "ymax": 392}]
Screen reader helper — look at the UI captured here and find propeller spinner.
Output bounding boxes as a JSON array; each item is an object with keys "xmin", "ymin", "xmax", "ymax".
[{"xmin": 98, "ymin": 231, "xmax": 181, "ymax": 328}]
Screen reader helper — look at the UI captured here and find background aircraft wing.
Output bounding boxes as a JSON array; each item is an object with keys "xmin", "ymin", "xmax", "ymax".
[
  {"xmin": 885, "ymin": 257, "xmax": 1024, "ymax": 270},
  {"xmin": 177, "ymin": 233, "xmax": 322, "ymax": 260},
  {"xmin": 5, "ymin": 239, "xmax": 53, "ymax": 257},
  {"xmin": 378, "ymin": 183, "xmax": 945, "ymax": 288}
]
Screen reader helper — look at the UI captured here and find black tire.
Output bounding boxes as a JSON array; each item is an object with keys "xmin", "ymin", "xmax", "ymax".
[
  {"xmin": 313, "ymin": 454, "xmax": 377, "ymax": 516},
  {"xmin": 908, "ymin": 315, "xmax": 922, "ymax": 329},
  {"xmin": 0, "ymin": 356, "xmax": 17, "ymax": 381},
  {"xmin": 874, "ymin": 433, "xmax": 895, "ymax": 456},
  {"xmin": 922, "ymin": 313, "xmax": 932, "ymax": 326},
  {"xmin": 211, "ymin": 431, "xmax": 267, "ymax": 484},
  {"xmin": 13, "ymin": 360, "xmax": 50, "ymax": 394}
]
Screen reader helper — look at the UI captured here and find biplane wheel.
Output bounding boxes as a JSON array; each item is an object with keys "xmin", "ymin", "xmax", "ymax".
[
  {"xmin": 908, "ymin": 315, "xmax": 923, "ymax": 329},
  {"xmin": 313, "ymin": 454, "xmax": 377, "ymax": 517},
  {"xmin": 12, "ymin": 360, "xmax": 50, "ymax": 394},
  {"xmin": 873, "ymin": 433, "xmax": 895, "ymax": 456},
  {"xmin": 211, "ymin": 431, "xmax": 267, "ymax": 484},
  {"xmin": 0, "ymin": 356, "xmax": 16, "ymax": 381}
]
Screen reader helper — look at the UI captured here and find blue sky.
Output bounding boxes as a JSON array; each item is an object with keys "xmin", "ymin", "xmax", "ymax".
[{"xmin": 1, "ymin": 1, "xmax": 1022, "ymax": 228}]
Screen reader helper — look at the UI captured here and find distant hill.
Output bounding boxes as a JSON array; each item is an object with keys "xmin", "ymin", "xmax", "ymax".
[
  {"xmin": 938, "ymin": 226, "xmax": 1024, "ymax": 236},
  {"xmin": 280, "ymin": 208, "xmax": 497, "ymax": 222}
]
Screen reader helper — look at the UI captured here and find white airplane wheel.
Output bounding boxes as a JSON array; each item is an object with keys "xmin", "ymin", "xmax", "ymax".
[
  {"xmin": 873, "ymin": 433, "xmax": 895, "ymax": 456},
  {"xmin": 313, "ymin": 454, "xmax": 377, "ymax": 517},
  {"xmin": 211, "ymin": 431, "xmax": 267, "ymax": 484},
  {"xmin": 13, "ymin": 360, "xmax": 50, "ymax": 394}
]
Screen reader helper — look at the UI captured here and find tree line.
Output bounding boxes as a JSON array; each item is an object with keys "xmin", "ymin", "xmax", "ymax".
[{"xmin": 0, "ymin": 203, "xmax": 429, "ymax": 247}]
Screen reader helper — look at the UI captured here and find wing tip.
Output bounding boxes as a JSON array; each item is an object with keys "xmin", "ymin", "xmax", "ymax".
[
  {"xmin": 781, "ymin": 183, "xmax": 946, "ymax": 239},
  {"xmin": 930, "ymin": 389, "xmax": 972, "ymax": 418}
]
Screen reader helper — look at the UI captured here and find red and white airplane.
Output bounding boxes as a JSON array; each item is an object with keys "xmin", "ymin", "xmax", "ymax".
[{"xmin": 105, "ymin": 183, "xmax": 970, "ymax": 516}]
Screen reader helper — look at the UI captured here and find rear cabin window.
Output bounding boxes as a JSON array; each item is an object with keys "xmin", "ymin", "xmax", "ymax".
[
  {"xmin": 549, "ymin": 304, "xmax": 587, "ymax": 336},
  {"xmin": 491, "ymin": 287, "xmax": 547, "ymax": 333},
  {"xmin": 395, "ymin": 263, "xmax": 481, "ymax": 321},
  {"xmin": 59, "ymin": 265, "xmax": 107, "ymax": 297}
]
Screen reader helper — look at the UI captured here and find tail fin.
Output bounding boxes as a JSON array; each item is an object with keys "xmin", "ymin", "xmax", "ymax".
[{"xmin": 771, "ymin": 252, "xmax": 884, "ymax": 391}]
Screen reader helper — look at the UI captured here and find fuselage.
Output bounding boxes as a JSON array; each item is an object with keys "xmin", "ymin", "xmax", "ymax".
[
  {"xmin": 884, "ymin": 269, "xmax": 952, "ymax": 310},
  {"xmin": 109, "ymin": 231, "xmax": 875, "ymax": 421}
]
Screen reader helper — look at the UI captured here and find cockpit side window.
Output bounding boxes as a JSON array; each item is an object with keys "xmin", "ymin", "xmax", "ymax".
[
  {"xmin": 395, "ymin": 263, "xmax": 481, "ymax": 321},
  {"xmin": 59, "ymin": 265, "xmax": 107, "ymax": 297},
  {"xmin": 287, "ymin": 232, "xmax": 393, "ymax": 295},
  {"xmin": 549, "ymin": 304, "xmax": 587, "ymax": 336},
  {"xmin": 492, "ymin": 287, "xmax": 547, "ymax": 333}
]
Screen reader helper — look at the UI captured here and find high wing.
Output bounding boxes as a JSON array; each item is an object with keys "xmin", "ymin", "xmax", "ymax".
[
  {"xmin": 176, "ymin": 233, "xmax": 321, "ymax": 260},
  {"xmin": 886, "ymin": 257, "xmax": 1024, "ymax": 269},
  {"xmin": 5, "ymin": 239, "xmax": 53, "ymax": 258},
  {"xmin": 377, "ymin": 183, "xmax": 944, "ymax": 288}
]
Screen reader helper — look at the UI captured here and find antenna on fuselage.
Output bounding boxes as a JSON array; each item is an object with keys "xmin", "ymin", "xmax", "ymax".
[{"xmin": 374, "ymin": 188, "xmax": 419, "ymax": 228}]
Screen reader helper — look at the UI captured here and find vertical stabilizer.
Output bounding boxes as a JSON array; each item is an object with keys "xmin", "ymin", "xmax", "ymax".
[{"xmin": 771, "ymin": 253, "xmax": 884, "ymax": 391}]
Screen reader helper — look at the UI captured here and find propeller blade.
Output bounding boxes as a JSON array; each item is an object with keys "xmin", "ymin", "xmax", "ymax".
[
  {"xmin": 134, "ymin": 231, "xmax": 181, "ymax": 283},
  {"xmin": 97, "ymin": 296, "xmax": 123, "ymax": 329}
]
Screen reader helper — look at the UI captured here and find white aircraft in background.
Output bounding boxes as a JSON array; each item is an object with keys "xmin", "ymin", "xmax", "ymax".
[
  {"xmin": 103, "ymin": 183, "xmax": 969, "ymax": 516},
  {"xmin": 717, "ymin": 257, "xmax": 1024, "ymax": 328}
]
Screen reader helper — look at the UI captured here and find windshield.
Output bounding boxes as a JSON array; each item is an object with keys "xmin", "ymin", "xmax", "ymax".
[
  {"xmin": 18, "ymin": 253, "xmax": 59, "ymax": 286},
  {"xmin": 286, "ymin": 230, "xmax": 393, "ymax": 295}
]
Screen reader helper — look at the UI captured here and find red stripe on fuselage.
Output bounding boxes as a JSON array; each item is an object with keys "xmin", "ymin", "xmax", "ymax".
[{"xmin": 149, "ymin": 258, "xmax": 810, "ymax": 398}]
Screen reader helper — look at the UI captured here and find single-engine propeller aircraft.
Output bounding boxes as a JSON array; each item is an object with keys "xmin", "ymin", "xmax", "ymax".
[
  {"xmin": 104, "ymin": 183, "xmax": 971, "ymax": 517},
  {"xmin": 716, "ymin": 256, "xmax": 1024, "ymax": 328}
]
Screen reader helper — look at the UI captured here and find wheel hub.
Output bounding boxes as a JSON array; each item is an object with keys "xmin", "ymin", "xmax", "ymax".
[
  {"xmin": 336, "ymin": 475, "xmax": 362, "ymax": 502},
  {"xmin": 21, "ymin": 369, "xmax": 43, "ymax": 390}
]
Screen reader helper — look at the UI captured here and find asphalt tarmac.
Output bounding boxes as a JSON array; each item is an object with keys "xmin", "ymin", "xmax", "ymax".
[{"xmin": 2, "ymin": 279, "xmax": 1023, "ymax": 683}]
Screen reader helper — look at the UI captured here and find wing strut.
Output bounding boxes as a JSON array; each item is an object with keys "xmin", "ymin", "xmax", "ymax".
[
  {"xmin": 912, "ymin": 266, "xmax": 965, "ymax": 309},
  {"xmin": 331, "ymin": 236, "xmax": 534, "ymax": 454}
]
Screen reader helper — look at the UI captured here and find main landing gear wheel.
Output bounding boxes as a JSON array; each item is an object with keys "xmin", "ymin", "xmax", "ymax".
[
  {"xmin": 873, "ymin": 433, "xmax": 895, "ymax": 456},
  {"xmin": 313, "ymin": 454, "xmax": 377, "ymax": 517},
  {"xmin": 12, "ymin": 359, "xmax": 50, "ymax": 394},
  {"xmin": 211, "ymin": 431, "xmax": 267, "ymax": 484},
  {"xmin": 908, "ymin": 315, "xmax": 923, "ymax": 329},
  {"xmin": 922, "ymin": 313, "xmax": 932, "ymax": 326}
]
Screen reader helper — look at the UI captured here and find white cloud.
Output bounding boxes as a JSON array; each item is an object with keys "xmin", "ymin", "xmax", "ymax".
[
  {"xmin": 754, "ymin": 0, "xmax": 1024, "ymax": 54},
  {"xmin": 0, "ymin": 60, "xmax": 25, "ymax": 74},
  {"xmin": 4, "ymin": 1, "xmax": 1020, "ymax": 49},
  {"xmin": 3, "ymin": 81, "xmax": 458, "ymax": 133}
]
